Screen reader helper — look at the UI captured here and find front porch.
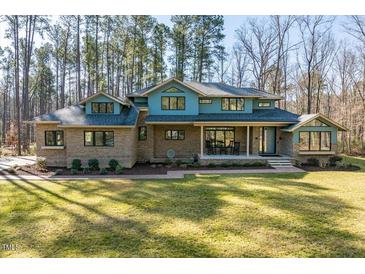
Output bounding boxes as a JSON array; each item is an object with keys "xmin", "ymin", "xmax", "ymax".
[
  {"xmin": 198, "ymin": 125, "xmax": 281, "ymax": 158},
  {"xmin": 199, "ymin": 154, "xmax": 291, "ymax": 160}
]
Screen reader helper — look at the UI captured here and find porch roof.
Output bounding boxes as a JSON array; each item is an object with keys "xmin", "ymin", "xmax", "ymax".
[{"xmin": 145, "ymin": 108, "xmax": 299, "ymax": 124}]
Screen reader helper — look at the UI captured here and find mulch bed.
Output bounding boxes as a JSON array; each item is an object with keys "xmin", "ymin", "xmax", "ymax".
[
  {"xmin": 0, "ymin": 165, "xmax": 56, "ymax": 176},
  {"xmin": 0, "ymin": 163, "xmax": 273, "ymax": 176},
  {"xmin": 299, "ymin": 165, "xmax": 360, "ymax": 172}
]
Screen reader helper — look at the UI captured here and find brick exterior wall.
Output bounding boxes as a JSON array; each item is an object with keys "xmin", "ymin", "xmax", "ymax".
[
  {"xmin": 35, "ymin": 124, "xmax": 137, "ymax": 168},
  {"xmin": 136, "ymin": 111, "xmax": 154, "ymax": 162},
  {"xmin": 65, "ymin": 127, "xmax": 137, "ymax": 168},
  {"xmin": 153, "ymin": 125, "xmax": 200, "ymax": 159},
  {"xmin": 292, "ymin": 143, "xmax": 338, "ymax": 164},
  {"xmin": 35, "ymin": 124, "xmax": 67, "ymax": 167},
  {"xmin": 277, "ymin": 130, "xmax": 293, "ymax": 156}
]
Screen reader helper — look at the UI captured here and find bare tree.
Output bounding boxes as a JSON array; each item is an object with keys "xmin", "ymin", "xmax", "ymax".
[
  {"xmin": 236, "ymin": 18, "xmax": 278, "ymax": 90},
  {"xmin": 232, "ymin": 43, "xmax": 250, "ymax": 87},
  {"xmin": 296, "ymin": 15, "xmax": 335, "ymax": 114}
]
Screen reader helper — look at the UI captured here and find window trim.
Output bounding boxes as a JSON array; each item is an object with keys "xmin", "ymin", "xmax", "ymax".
[
  {"xmin": 165, "ymin": 130, "xmax": 185, "ymax": 140},
  {"xmin": 91, "ymin": 102, "xmax": 114, "ymax": 113},
  {"xmin": 84, "ymin": 131, "xmax": 114, "ymax": 147},
  {"xmin": 161, "ymin": 96, "xmax": 185, "ymax": 110},
  {"xmin": 299, "ymin": 131, "xmax": 331, "ymax": 152},
  {"xmin": 44, "ymin": 130, "xmax": 64, "ymax": 147},
  {"xmin": 205, "ymin": 127, "xmax": 235, "ymax": 147},
  {"xmin": 138, "ymin": 126, "xmax": 147, "ymax": 141},
  {"xmin": 221, "ymin": 97, "xmax": 245, "ymax": 111}
]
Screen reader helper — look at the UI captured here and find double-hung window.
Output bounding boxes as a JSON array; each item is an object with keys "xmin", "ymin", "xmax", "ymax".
[
  {"xmin": 91, "ymin": 102, "xmax": 114, "ymax": 113},
  {"xmin": 84, "ymin": 131, "xmax": 114, "ymax": 147},
  {"xmin": 161, "ymin": 96, "xmax": 185, "ymax": 110},
  {"xmin": 221, "ymin": 98, "xmax": 244, "ymax": 111},
  {"xmin": 45, "ymin": 131, "xmax": 64, "ymax": 146},
  {"xmin": 165, "ymin": 130, "xmax": 185, "ymax": 140}
]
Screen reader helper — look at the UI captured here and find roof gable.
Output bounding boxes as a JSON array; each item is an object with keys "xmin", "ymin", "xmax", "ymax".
[
  {"xmin": 79, "ymin": 92, "xmax": 129, "ymax": 106},
  {"xmin": 282, "ymin": 113, "xmax": 348, "ymax": 132},
  {"xmin": 139, "ymin": 78, "xmax": 206, "ymax": 97}
]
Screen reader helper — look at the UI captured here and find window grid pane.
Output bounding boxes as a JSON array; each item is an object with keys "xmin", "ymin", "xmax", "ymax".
[
  {"xmin": 177, "ymin": 97, "xmax": 185, "ymax": 110},
  {"xmin": 104, "ymin": 132, "xmax": 114, "ymax": 146}
]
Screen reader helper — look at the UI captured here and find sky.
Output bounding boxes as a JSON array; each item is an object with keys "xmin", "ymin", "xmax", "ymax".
[
  {"xmin": 0, "ymin": 16, "xmax": 357, "ymax": 51},
  {"xmin": 154, "ymin": 15, "xmax": 357, "ymax": 51}
]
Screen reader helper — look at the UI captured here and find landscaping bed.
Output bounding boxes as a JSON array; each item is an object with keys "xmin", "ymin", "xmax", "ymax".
[
  {"xmin": 0, "ymin": 162, "xmax": 272, "ymax": 176},
  {"xmin": 300, "ymin": 165, "xmax": 360, "ymax": 172}
]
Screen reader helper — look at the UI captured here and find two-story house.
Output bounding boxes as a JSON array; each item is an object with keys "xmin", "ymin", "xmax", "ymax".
[{"xmin": 34, "ymin": 78, "xmax": 347, "ymax": 168}]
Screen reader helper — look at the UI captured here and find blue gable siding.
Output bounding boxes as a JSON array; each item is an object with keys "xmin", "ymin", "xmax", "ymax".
[
  {"xmin": 252, "ymin": 99, "xmax": 275, "ymax": 109},
  {"xmin": 148, "ymin": 82, "xmax": 199, "ymax": 115},
  {"xmin": 199, "ymin": 98, "xmax": 253, "ymax": 114},
  {"xmin": 293, "ymin": 126, "xmax": 338, "ymax": 144},
  {"xmin": 85, "ymin": 94, "xmax": 121, "ymax": 114}
]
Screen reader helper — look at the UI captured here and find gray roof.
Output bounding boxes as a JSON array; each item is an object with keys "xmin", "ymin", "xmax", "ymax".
[
  {"xmin": 127, "ymin": 80, "xmax": 281, "ymax": 99},
  {"xmin": 145, "ymin": 108, "xmax": 299, "ymax": 123},
  {"xmin": 186, "ymin": 82, "xmax": 280, "ymax": 99},
  {"xmin": 34, "ymin": 105, "xmax": 138, "ymax": 126}
]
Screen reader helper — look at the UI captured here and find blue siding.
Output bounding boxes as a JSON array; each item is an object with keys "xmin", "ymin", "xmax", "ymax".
[
  {"xmin": 252, "ymin": 99, "xmax": 275, "ymax": 109},
  {"xmin": 148, "ymin": 82, "xmax": 199, "ymax": 115},
  {"xmin": 199, "ymin": 98, "xmax": 253, "ymax": 114},
  {"xmin": 85, "ymin": 94, "xmax": 121, "ymax": 114},
  {"xmin": 293, "ymin": 126, "xmax": 337, "ymax": 144}
]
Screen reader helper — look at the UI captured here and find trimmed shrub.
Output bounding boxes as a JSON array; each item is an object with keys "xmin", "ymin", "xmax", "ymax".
[
  {"xmin": 208, "ymin": 163, "xmax": 216, "ymax": 168},
  {"xmin": 99, "ymin": 168, "xmax": 108, "ymax": 175},
  {"xmin": 307, "ymin": 158, "xmax": 320, "ymax": 167},
  {"xmin": 36, "ymin": 157, "xmax": 47, "ymax": 170},
  {"xmin": 54, "ymin": 169, "xmax": 63, "ymax": 176},
  {"xmin": 164, "ymin": 159, "xmax": 172, "ymax": 165},
  {"xmin": 192, "ymin": 153, "xmax": 199, "ymax": 163},
  {"xmin": 71, "ymin": 169, "xmax": 78, "ymax": 175},
  {"xmin": 71, "ymin": 159, "xmax": 82, "ymax": 170},
  {"xmin": 175, "ymin": 160, "xmax": 183, "ymax": 167},
  {"xmin": 252, "ymin": 161, "xmax": 266, "ymax": 167},
  {"xmin": 109, "ymin": 159, "xmax": 119, "ymax": 171},
  {"xmin": 88, "ymin": 159, "xmax": 99, "ymax": 171},
  {"xmin": 329, "ymin": 156, "xmax": 343, "ymax": 167},
  {"xmin": 83, "ymin": 167, "xmax": 90, "ymax": 174},
  {"xmin": 115, "ymin": 164, "xmax": 124, "ymax": 175}
]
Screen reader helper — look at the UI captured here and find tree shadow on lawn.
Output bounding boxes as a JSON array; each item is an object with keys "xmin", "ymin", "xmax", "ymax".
[
  {"xmin": 1, "ymin": 177, "xmax": 217, "ymax": 257},
  {"xmin": 2, "ymin": 173, "xmax": 365, "ymax": 257}
]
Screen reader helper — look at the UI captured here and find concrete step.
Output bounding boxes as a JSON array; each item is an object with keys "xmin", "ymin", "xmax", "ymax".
[{"xmin": 267, "ymin": 159, "xmax": 293, "ymax": 168}]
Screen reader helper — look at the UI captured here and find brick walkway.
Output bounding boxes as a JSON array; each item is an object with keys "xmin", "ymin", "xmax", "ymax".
[{"xmin": 0, "ymin": 166, "xmax": 304, "ymax": 181}]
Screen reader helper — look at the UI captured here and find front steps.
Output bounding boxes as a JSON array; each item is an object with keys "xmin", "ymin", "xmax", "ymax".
[{"xmin": 267, "ymin": 159, "xmax": 294, "ymax": 168}]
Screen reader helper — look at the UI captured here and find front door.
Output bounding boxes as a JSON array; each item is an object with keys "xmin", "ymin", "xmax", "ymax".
[{"xmin": 260, "ymin": 127, "xmax": 276, "ymax": 155}]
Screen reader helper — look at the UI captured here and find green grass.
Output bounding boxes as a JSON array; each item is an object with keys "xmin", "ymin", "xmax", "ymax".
[{"xmin": 1, "ymin": 156, "xmax": 365, "ymax": 258}]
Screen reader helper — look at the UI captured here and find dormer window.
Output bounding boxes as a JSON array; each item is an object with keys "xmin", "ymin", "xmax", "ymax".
[{"xmin": 92, "ymin": 102, "xmax": 114, "ymax": 113}]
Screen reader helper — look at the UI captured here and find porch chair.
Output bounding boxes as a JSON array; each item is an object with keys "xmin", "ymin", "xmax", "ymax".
[
  {"xmin": 205, "ymin": 140, "xmax": 215, "ymax": 155},
  {"xmin": 233, "ymin": 142, "xmax": 240, "ymax": 155},
  {"xmin": 228, "ymin": 140, "xmax": 234, "ymax": 154}
]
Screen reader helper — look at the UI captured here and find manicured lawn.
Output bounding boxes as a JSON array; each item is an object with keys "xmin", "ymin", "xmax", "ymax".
[{"xmin": 1, "ymin": 157, "xmax": 365, "ymax": 257}]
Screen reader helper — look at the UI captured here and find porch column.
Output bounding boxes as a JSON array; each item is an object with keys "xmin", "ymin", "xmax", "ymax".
[
  {"xmin": 200, "ymin": 126, "xmax": 204, "ymax": 157},
  {"xmin": 246, "ymin": 126, "xmax": 250, "ymax": 157}
]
